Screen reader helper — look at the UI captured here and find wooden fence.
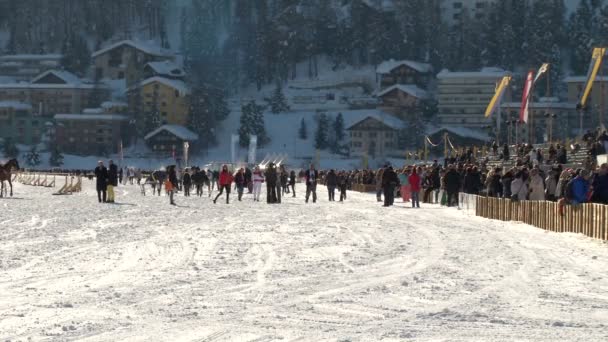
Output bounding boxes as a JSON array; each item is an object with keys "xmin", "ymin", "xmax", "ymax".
[{"xmin": 475, "ymin": 196, "xmax": 608, "ymax": 241}]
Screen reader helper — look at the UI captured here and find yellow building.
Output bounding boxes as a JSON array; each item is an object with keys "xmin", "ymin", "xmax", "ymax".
[{"xmin": 128, "ymin": 76, "xmax": 191, "ymax": 133}]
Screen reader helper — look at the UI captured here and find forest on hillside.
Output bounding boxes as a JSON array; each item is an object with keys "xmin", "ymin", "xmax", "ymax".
[{"xmin": 0, "ymin": 0, "xmax": 607, "ymax": 91}]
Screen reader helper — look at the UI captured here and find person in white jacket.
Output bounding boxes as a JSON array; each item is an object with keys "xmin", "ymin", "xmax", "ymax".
[
  {"xmin": 252, "ymin": 166, "xmax": 265, "ymax": 202},
  {"xmin": 528, "ymin": 168, "xmax": 545, "ymax": 201},
  {"xmin": 511, "ymin": 171, "xmax": 528, "ymax": 201}
]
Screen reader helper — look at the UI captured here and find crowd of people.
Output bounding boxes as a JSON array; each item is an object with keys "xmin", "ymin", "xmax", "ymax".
[{"xmin": 89, "ymin": 134, "xmax": 608, "ymax": 209}]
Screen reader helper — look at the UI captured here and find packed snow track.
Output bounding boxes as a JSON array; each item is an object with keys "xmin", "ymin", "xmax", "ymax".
[{"xmin": 1, "ymin": 181, "xmax": 608, "ymax": 341}]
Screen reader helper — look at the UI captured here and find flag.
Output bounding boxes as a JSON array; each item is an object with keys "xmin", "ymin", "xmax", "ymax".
[
  {"xmin": 580, "ymin": 47, "xmax": 606, "ymax": 108},
  {"xmin": 485, "ymin": 76, "xmax": 511, "ymax": 118},
  {"xmin": 520, "ymin": 71, "xmax": 534, "ymax": 123},
  {"xmin": 533, "ymin": 63, "xmax": 549, "ymax": 84}
]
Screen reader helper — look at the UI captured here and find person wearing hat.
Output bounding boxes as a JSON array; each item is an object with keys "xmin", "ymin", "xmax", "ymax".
[
  {"xmin": 106, "ymin": 160, "xmax": 118, "ymax": 203},
  {"xmin": 94, "ymin": 160, "xmax": 108, "ymax": 203}
]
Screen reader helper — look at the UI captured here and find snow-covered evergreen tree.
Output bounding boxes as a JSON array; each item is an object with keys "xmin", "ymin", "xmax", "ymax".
[
  {"xmin": 25, "ymin": 146, "xmax": 40, "ymax": 167},
  {"xmin": 238, "ymin": 101, "xmax": 269, "ymax": 148},
  {"xmin": 569, "ymin": 0, "xmax": 594, "ymax": 74},
  {"xmin": 188, "ymin": 83, "xmax": 230, "ymax": 148},
  {"xmin": 314, "ymin": 113, "xmax": 330, "ymax": 150},
  {"xmin": 49, "ymin": 144, "xmax": 64, "ymax": 167},
  {"xmin": 266, "ymin": 84, "xmax": 290, "ymax": 114},
  {"xmin": 60, "ymin": 34, "xmax": 91, "ymax": 77}
]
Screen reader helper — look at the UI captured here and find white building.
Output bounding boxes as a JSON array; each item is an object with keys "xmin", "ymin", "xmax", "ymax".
[{"xmin": 437, "ymin": 67, "xmax": 511, "ymax": 130}]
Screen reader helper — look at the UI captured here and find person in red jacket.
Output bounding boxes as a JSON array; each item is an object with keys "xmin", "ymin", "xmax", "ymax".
[
  {"xmin": 408, "ymin": 168, "xmax": 421, "ymax": 208},
  {"xmin": 213, "ymin": 165, "xmax": 234, "ymax": 204}
]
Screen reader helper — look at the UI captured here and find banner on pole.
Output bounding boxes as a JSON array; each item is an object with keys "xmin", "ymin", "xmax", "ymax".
[
  {"xmin": 248, "ymin": 135, "xmax": 257, "ymax": 165},
  {"xmin": 520, "ymin": 71, "xmax": 534, "ymax": 123},
  {"xmin": 580, "ymin": 47, "xmax": 606, "ymax": 108},
  {"xmin": 485, "ymin": 76, "xmax": 511, "ymax": 118},
  {"xmin": 533, "ymin": 63, "xmax": 549, "ymax": 84}
]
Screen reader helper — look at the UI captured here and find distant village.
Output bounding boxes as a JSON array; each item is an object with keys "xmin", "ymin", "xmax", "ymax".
[{"xmin": 0, "ymin": 38, "xmax": 602, "ymax": 162}]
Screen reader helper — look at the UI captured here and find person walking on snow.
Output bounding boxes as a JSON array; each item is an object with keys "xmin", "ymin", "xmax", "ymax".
[
  {"xmin": 252, "ymin": 166, "xmax": 265, "ymax": 202},
  {"xmin": 167, "ymin": 166, "xmax": 179, "ymax": 205},
  {"xmin": 94, "ymin": 160, "xmax": 108, "ymax": 203},
  {"xmin": 265, "ymin": 163, "xmax": 279, "ymax": 203},
  {"xmin": 234, "ymin": 168, "xmax": 246, "ymax": 201},
  {"xmin": 305, "ymin": 164, "xmax": 319, "ymax": 203},
  {"xmin": 182, "ymin": 169, "xmax": 192, "ymax": 197},
  {"xmin": 106, "ymin": 160, "xmax": 118, "ymax": 203},
  {"xmin": 338, "ymin": 171, "xmax": 348, "ymax": 202},
  {"xmin": 408, "ymin": 167, "xmax": 421, "ymax": 208},
  {"xmin": 326, "ymin": 169, "xmax": 338, "ymax": 201},
  {"xmin": 213, "ymin": 165, "xmax": 234, "ymax": 204},
  {"xmin": 289, "ymin": 170, "xmax": 297, "ymax": 197},
  {"xmin": 382, "ymin": 165, "xmax": 399, "ymax": 207}
]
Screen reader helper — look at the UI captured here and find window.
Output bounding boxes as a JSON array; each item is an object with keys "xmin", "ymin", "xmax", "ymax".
[
  {"xmin": 175, "ymin": 90, "xmax": 180, "ymax": 98},
  {"xmin": 118, "ymin": 71, "xmax": 125, "ymax": 79},
  {"xmin": 453, "ymin": 2, "xmax": 462, "ymax": 9},
  {"xmin": 161, "ymin": 102, "xmax": 167, "ymax": 107},
  {"xmin": 385, "ymin": 142, "xmax": 392, "ymax": 148},
  {"xmin": 109, "ymin": 50, "xmax": 122, "ymax": 67},
  {"xmin": 369, "ymin": 132, "xmax": 377, "ymax": 138}
]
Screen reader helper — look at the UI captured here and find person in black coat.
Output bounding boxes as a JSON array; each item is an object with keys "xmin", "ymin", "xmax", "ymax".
[
  {"xmin": 381, "ymin": 165, "xmax": 399, "ymax": 207},
  {"xmin": 182, "ymin": 170, "xmax": 192, "ymax": 197},
  {"xmin": 107, "ymin": 160, "xmax": 118, "ymax": 203},
  {"xmin": 234, "ymin": 168, "xmax": 246, "ymax": 201},
  {"xmin": 245, "ymin": 167, "xmax": 253, "ymax": 193},
  {"xmin": 326, "ymin": 169, "xmax": 338, "ymax": 201},
  {"xmin": 305, "ymin": 164, "xmax": 319, "ymax": 203},
  {"xmin": 168, "ymin": 166, "xmax": 178, "ymax": 205},
  {"xmin": 94, "ymin": 161, "xmax": 108, "ymax": 203},
  {"xmin": 444, "ymin": 165, "xmax": 461, "ymax": 207},
  {"xmin": 265, "ymin": 163, "xmax": 278, "ymax": 203},
  {"xmin": 289, "ymin": 170, "xmax": 296, "ymax": 197}
]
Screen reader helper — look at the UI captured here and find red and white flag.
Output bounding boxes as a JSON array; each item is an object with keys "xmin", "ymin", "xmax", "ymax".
[{"xmin": 519, "ymin": 71, "xmax": 534, "ymax": 123}]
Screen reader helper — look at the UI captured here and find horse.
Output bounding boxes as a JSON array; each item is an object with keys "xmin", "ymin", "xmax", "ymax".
[{"xmin": 0, "ymin": 158, "xmax": 20, "ymax": 197}]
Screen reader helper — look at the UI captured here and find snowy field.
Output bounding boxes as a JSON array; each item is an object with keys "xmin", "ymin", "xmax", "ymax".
[{"xmin": 1, "ymin": 181, "xmax": 608, "ymax": 341}]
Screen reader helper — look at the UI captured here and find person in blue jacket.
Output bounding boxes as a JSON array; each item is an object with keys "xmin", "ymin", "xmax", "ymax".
[{"xmin": 567, "ymin": 169, "xmax": 590, "ymax": 205}]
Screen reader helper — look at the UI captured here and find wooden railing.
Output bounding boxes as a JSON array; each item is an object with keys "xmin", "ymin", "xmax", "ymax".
[{"xmin": 473, "ymin": 196, "xmax": 607, "ymax": 241}]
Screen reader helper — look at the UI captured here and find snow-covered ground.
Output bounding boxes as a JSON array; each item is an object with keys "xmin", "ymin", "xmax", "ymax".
[{"xmin": 1, "ymin": 181, "xmax": 608, "ymax": 341}]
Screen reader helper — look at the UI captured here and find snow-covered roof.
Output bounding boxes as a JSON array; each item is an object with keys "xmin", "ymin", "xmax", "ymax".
[
  {"xmin": 144, "ymin": 125, "xmax": 198, "ymax": 141},
  {"xmin": 376, "ymin": 84, "xmax": 429, "ymax": 99},
  {"xmin": 427, "ymin": 125, "xmax": 490, "ymax": 141},
  {"xmin": 92, "ymin": 40, "xmax": 172, "ymax": 58},
  {"xmin": 54, "ymin": 114, "xmax": 129, "ymax": 121},
  {"xmin": 437, "ymin": 67, "xmax": 509, "ymax": 79},
  {"xmin": 145, "ymin": 61, "xmax": 185, "ymax": 78},
  {"xmin": 345, "ymin": 111, "xmax": 405, "ymax": 131},
  {"xmin": 137, "ymin": 76, "xmax": 190, "ymax": 95},
  {"xmin": 563, "ymin": 76, "xmax": 608, "ymax": 83},
  {"xmin": 0, "ymin": 101, "xmax": 32, "ymax": 110},
  {"xmin": 31, "ymin": 69, "xmax": 82, "ymax": 85},
  {"xmin": 376, "ymin": 59, "xmax": 433, "ymax": 74},
  {"xmin": 83, "ymin": 108, "xmax": 105, "ymax": 114},
  {"xmin": 101, "ymin": 101, "xmax": 128, "ymax": 109},
  {"xmin": 0, "ymin": 82, "xmax": 98, "ymax": 90},
  {"xmin": 0, "ymin": 54, "xmax": 62, "ymax": 61}
]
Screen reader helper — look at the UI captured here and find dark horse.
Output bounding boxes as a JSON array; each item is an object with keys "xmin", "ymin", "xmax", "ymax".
[{"xmin": 0, "ymin": 159, "xmax": 20, "ymax": 197}]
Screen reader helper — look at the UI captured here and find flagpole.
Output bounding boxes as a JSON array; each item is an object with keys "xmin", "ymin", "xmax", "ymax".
[{"xmin": 528, "ymin": 75, "xmax": 535, "ymax": 144}]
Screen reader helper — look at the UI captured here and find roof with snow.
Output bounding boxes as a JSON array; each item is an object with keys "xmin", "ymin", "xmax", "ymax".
[
  {"xmin": 136, "ymin": 76, "xmax": 190, "ymax": 95},
  {"xmin": 101, "ymin": 101, "xmax": 128, "ymax": 109},
  {"xmin": 92, "ymin": 40, "xmax": 172, "ymax": 58},
  {"xmin": 426, "ymin": 126, "xmax": 490, "ymax": 142},
  {"xmin": 0, "ymin": 54, "xmax": 62, "ymax": 61},
  {"xmin": 437, "ymin": 67, "xmax": 510, "ymax": 79},
  {"xmin": 376, "ymin": 59, "xmax": 433, "ymax": 74},
  {"xmin": 54, "ymin": 114, "xmax": 129, "ymax": 121},
  {"xmin": 563, "ymin": 76, "xmax": 608, "ymax": 83},
  {"xmin": 376, "ymin": 84, "xmax": 429, "ymax": 99},
  {"xmin": 0, "ymin": 101, "xmax": 32, "ymax": 110},
  {"xmin": 145, "ymin": 61, "xmax": 185, "ymax": 78},
  {"xmin": 144, "ymin": 125, "xmax": 198, "ymax": 141},
  {"xmin": 345, "ymin": 111, "xmax": 405, "ymax": 131},
  {"xmin": 31, "ymin": 69, "xmax": 82, "ymax": 85}
]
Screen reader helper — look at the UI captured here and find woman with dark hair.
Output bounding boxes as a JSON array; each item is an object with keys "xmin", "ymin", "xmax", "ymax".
[{"xmin": 213, "ymin": 165, "xmax": 234, "ymax": 204}]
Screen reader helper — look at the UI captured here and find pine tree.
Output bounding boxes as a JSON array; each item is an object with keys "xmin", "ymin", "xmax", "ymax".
[
  {"xmin": 569, "ymin": 0, "xmax": 594, "ymax": 74},
  {"xmin": 25, "ymin": 146, "xmax": 41, "ymax": 167},
  {"xmin": 298, "ymin": 118, "xmax": 308, "ymax": 140},
  {"xmin": 266, "ymin": 83, "xmax": 290, "ymax": 114},
  {"xmin": 60, "ymin": 34, "xmax": 91, "ymax": 77},
  {"xmin": 188, "ymin": 82, "xmax": 230, "ymax": 148},
  {"xmin": 333, "ymin": 113, "xmax": 345, "ymax": 143},
  {"xmin": 2, "ymin": 138, "xmax": 18, "ymax": 159},
  {"xmin": 49, "ymin": 144, "xmax": 64, "ymax": 167},
  {"xmin": 314, "ymin": 113, "xmax": 329, "ymax": 150},
  {"xmin": 238, "ymin": 101, "xmax": 269, "ymax": 148}
]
